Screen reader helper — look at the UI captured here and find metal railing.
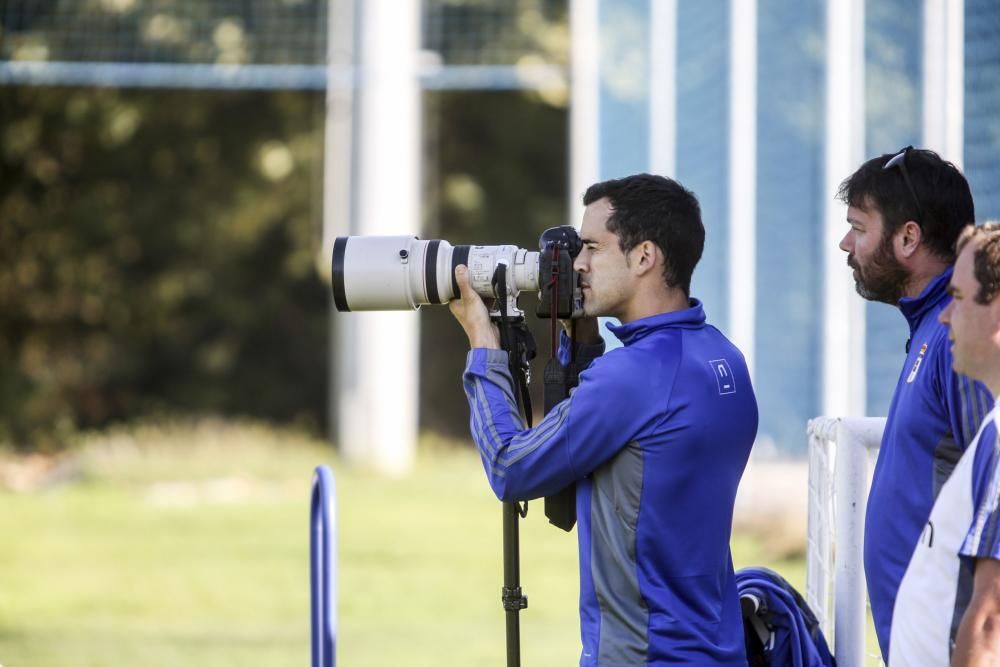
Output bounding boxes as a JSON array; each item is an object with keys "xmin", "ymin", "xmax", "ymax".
[{"xmin": 311, "ymin": 465, "xmax": 337, "ymax": 667}]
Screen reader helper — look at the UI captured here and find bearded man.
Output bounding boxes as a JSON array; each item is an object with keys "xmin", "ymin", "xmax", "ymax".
[{"xmin": 837, "ymin": 147, "xmax": 993, "ymax": 662}]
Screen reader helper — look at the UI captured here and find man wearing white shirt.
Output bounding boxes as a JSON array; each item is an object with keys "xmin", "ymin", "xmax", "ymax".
[{"xmin": 890, "ymin": 222, "xmax": 1000, "ymax": 666}]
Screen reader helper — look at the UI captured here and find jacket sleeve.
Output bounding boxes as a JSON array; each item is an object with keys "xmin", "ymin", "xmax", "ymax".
[
  {"xmin": 462, "ymin": 347, "xmax": 659, "ymax": 502},
  {"xmin": 961, "ymin": 420, "xmax": 1000, "ymax": 560}
]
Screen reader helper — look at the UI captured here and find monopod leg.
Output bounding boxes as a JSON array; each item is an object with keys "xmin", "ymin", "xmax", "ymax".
[{"xmin": 502, "ymin": 500, "xmax": 528, "ymax": 667}]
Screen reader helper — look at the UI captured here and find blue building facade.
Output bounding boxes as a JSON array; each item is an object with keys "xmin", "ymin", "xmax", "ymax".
[
  {"xmin": 966, "ymin": 0, "xmax": 1000, "ymax": 222},
  {"xmin": 590, "ymin": 0, "xmax": 1000, "ymax": 454},
  {"xmin": 863, "ymin": 0, "xmax": 922, "ymax": 417}
]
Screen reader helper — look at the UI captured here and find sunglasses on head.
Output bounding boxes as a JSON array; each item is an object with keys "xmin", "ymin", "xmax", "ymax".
[{"xmin": 883, "ymin": 145, "xmax": 938, "ymax": 230}]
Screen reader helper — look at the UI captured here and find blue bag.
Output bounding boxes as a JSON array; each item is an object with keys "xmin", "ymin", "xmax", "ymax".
[{"xmin": 736, "ymin": 567, "xmax": 836, "ymax": 667}]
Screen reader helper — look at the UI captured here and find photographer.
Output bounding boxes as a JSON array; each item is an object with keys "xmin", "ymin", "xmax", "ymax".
[{"xmin": 450, "ymin": 174, "xmax": 759, "ymax": 666}]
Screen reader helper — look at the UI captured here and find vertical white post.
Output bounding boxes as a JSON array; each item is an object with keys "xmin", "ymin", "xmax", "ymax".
[
  {"xmin": 324, "ymin": 0, "xmax": 355, "ymax": 445},
  {"xmin": 649, "ymin": 0, "xmax": 677, "ymax": 179},
  {"xmin": 570, "ymin": 0, "xmax": 601, "ymax": 223},
  {"xmin": 834, "ymin": 420, "xmax": 871, "ymax": 667},
  {"xmin": 728, "ymin": 0, "xmax": 757, "ymax": 374},
  {"xmin": 337, "ymin": 0, "xmax": 420, "ymax": 474},
  {"xmin": 922, "ymin": 0, "xmax": 964, "ymax": 168},
  {"xmin": 823, "ymin": 0, "xmax": 867, "ymax": 418},
  {"xmin": 321, "ymin": 0, "xmax": 355, "ymax": 268}
]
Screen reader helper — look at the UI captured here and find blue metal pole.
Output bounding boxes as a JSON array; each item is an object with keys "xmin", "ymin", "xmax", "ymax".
[{"xmin": 311, "ymin": 465, "xmax": 337, "ymax": 667}]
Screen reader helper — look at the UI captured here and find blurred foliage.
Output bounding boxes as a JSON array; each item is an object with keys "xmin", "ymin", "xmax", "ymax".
[
  {"xmin": 0, "ymin": 87, "xmax": 329, "ymax": 449},
  {"xmin": 0, "ymin": 85, "xmax": 568, "ymax": 450},
  {"xmin": 0, "ymin": 0, "xmax": 571, "ymax": 450},
  {"xmin": 419, "ymin": 90, "xmax": 568, "ymax": 437}
]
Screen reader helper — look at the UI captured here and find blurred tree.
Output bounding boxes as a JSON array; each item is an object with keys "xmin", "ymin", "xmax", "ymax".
[
  {"xmin": 419, "ymin": 89, "xmax": 568, "ymax": 438},
  {"xmin": 0, "ymin": 0, "xmax": 571, "ymax": 449},
  {"xmin": 0, "ymin": 85, "xmax": 568, "ymax": 450},
  {"xmin": 0, "ymin": 87, "xmax": 328, "ymax": 449}
]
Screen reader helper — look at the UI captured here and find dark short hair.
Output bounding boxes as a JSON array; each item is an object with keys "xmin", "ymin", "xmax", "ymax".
[
  {"xmin": 956, "ymin": 222, "xmax": 1000, "ymax": 305},
  {"xmin": 582, "ymin": 173, "xmax": 704, "ymax": 295},
  {"xmin": 836, "ymin": 147, "xmax": 975, "ymax": 262}
]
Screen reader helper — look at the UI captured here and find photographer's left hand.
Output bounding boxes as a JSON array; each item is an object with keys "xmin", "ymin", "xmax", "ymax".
[
  {"xmin": 560, "ymin": 316, "xmax": 601, "ymax": 345},
  {"xmin": 450, "ymin": 265, "xmax": 500, "ymax": 349}
]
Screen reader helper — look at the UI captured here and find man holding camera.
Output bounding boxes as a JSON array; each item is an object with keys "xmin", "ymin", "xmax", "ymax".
[
  {"xmin": 450, "ymin": 173, "xmax": 758, "ymax": 666},
  {"xmin": 889, "ymin": 223, "xmax": 1000, "ymax": 666},
  {"xmin": 837, "ymin": 147, "xmax": 993, "ymax": 661}
]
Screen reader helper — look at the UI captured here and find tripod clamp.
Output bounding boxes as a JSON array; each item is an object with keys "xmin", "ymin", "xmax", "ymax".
[{"xmin": 502, "ymin": 585, "xmax": 528, "ymax": 611}]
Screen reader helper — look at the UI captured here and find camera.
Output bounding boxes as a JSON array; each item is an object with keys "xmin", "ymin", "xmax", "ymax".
[{"xmin": 331, "ymin": 225, "xmax": 584, "ymax": 319}]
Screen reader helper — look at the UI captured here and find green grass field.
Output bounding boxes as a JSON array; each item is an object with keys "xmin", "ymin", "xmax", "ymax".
[{"xmin": 0, "ymin": 421, "xmax": 806, "ymax": 666}]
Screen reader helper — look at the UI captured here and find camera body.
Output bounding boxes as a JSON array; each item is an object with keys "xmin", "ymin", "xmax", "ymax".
[
  {"xmin": 332, "ymin": 225, "xmax": 584, "ymax": 320},
  {"xmin": 536, "ymin": 225, "xmax": 584, "ymax": 320}
]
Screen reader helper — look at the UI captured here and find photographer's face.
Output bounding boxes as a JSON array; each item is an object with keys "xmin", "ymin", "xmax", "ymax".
[
  {"xmin": 574, "ymin": 198, "xmax": 633, "ymax": 320},
  {"xmin": 839, "ymin": 202, "xmax": 909, "ymax": 304}
]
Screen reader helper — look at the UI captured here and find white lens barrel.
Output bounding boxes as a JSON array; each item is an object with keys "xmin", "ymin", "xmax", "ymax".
[
  {"xmin": 332, "ymin": 236, "xmax": 431, "ymax": 311},
  {"xmin": 512, "ymin": 249, "xmax": 540, "ymax": 293},
  {"xmin": 463, "ymin": 246, "xmax": 539, "ymax": 298},
  {"xmin": 331, "ymin": 236, "xmax": 540, "ymax": 312}
]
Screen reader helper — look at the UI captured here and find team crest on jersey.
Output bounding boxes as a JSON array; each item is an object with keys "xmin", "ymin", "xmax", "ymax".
[
  {"xmin": 906, "ymin": 343, "xmax": 928, "ymax": 384},
  {"xmin": 709, "ymin": 359, "xmax": 736, "ymax": 395}
]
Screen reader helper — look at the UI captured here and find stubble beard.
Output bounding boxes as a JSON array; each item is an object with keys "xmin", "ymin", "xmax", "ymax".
[{"xmin": 581, "ymin": 287, "xmax": 619, "ymax": 320}]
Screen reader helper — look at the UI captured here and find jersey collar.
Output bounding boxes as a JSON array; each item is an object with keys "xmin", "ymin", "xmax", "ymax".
[
  {"xmin": 898, "ymin": 267, "xmax": 952, "ymax": 334},
  {"xmin": 606, "ymin": 299, "xmax": 707, "ymax": 345}
]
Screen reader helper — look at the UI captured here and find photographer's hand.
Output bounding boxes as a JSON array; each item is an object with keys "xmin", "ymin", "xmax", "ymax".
[{"xmin": 450, "ymin": 265, "xmax": 500, "ymax": 349}]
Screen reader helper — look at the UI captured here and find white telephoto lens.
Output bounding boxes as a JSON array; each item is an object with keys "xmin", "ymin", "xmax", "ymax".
[{"xmin": 332, "ymin": 236, "xmax": 539, "ymax": 312}]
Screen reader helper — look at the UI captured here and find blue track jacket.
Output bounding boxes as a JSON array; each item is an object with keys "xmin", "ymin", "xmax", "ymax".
[
  {"xmin": 462, "ymin": 300, "xmax": 758, "ymax": 666},
  {"xmin": 863, "ymin": 267, "xmax": 993, "ymax": 660}
]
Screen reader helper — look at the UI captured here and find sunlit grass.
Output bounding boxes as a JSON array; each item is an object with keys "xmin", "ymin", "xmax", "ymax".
[{"xmin": 0, "ymin": 420, "xmax": 807, "ymax": 666}]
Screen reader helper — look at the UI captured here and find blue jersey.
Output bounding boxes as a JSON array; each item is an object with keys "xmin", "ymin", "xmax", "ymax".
[
  {"xmin": 890, "ymin": 408, "xmax": 1000, "ymax": 665},
  {"xmin": 462, "ymin": 300, "xmax": 758, "ymax": 666},
  {"xmin": 864, "ymin": 268, "xmax": 994, "ymax": 660}
]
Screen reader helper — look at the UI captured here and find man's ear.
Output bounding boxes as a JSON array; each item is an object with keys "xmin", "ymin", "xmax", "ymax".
[
  {"xmin": 632, "ymin": 241, "xmax": 660, "ymax": 276},
  {"xmin": 896, "ymin": 221, "xmax": 923, "ymax": 259}
]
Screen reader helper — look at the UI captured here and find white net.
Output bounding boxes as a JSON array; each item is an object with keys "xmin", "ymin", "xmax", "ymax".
[
  {"xmin": 806, "ymin": 416, "xmax": 885, "ymax": 667},
  {"xmin": 423, "ymin": 0, "xmax": 567, "ymax": 66},
  {"xmin": 0, "ymin": 0, "xmax": 569, "ymax": 89},
  {"xmin": 0, "ymin": 0, "xmax": 327, "ymax": 65},
  {"xmin": 0, "ymin": 0, "xmax": 329, "ymax": 88},
  {"xmin": 807, "ymin": 420, "xmax": 836, "ymax": 638}
]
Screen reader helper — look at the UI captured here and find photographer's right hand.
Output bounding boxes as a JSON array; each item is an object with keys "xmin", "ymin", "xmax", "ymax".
[{"xmin": 450, "ymin": 265, "xmax": 500, "ymax": 350}]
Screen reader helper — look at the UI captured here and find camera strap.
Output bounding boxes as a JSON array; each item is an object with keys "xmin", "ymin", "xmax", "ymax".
[{"xmin": 541, "ymin": 246, "xmax": 579, "ymax": 532}]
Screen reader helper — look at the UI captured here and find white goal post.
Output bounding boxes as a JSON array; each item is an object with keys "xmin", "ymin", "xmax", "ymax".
[{"xmin": 806, "ymin": 416, "xmax": 885, "ymax": 667}]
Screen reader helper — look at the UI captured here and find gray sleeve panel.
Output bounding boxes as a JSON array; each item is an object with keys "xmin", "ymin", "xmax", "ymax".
[
  {"xmin": 934, "ymin": 434, "xmax": 963, "ymax": 500},
  {"xmin": 590, "ymin": 441, "xmax": 648, "ymax": 665}
]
